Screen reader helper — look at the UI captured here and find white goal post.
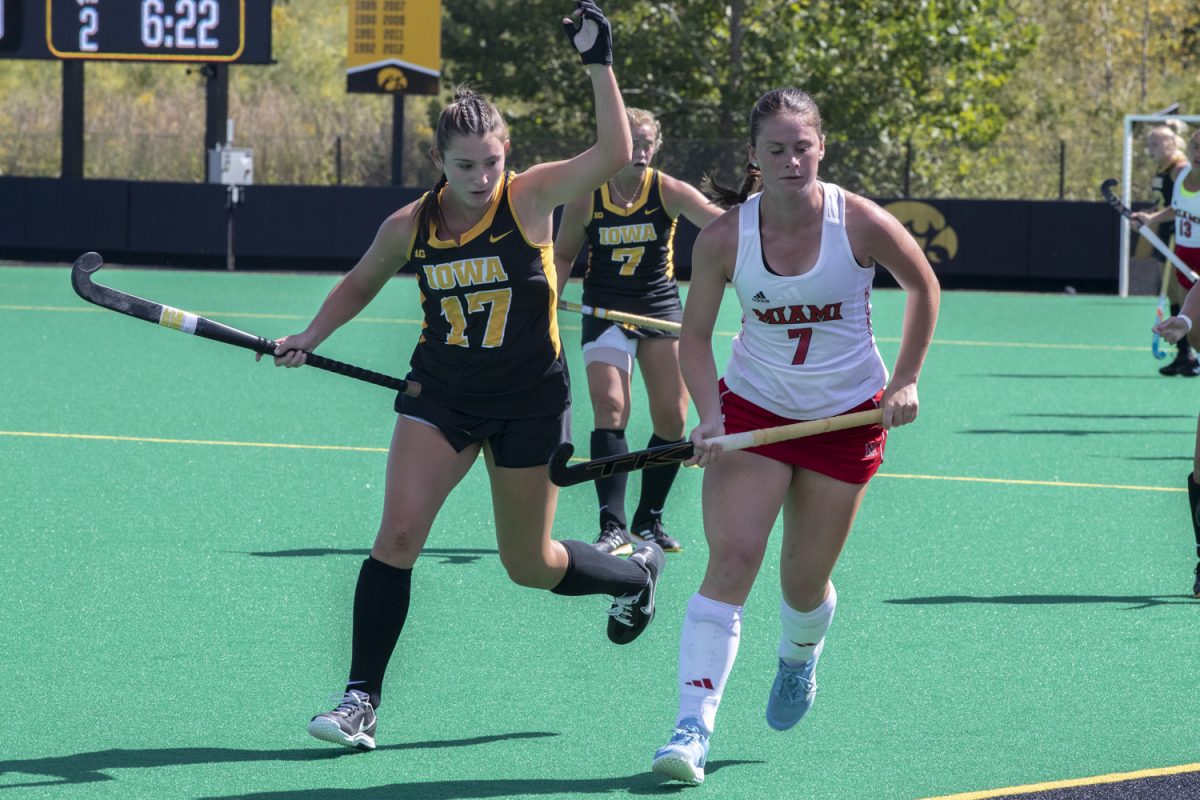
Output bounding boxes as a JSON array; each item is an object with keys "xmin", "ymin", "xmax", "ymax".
[{"xmin": 1119, "ymin": 113, "xmax": 1200, "ymax": 296}]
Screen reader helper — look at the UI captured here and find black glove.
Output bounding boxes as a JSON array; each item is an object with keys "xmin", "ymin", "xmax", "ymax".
[{"xmin": 561, "ymin": 0, "xmax": 612, "ymax": 66}]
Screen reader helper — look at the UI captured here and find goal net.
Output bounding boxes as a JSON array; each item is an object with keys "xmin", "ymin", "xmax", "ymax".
[{"xmin": 1119, "ymin": 112, "xmax": 1200, "ymax": 296}]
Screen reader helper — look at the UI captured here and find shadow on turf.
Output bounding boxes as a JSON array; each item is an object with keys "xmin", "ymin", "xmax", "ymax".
[
  {"xmin": 194, "ymin": 760, "xmax": 763, "ymax": 799},
  {"xmin": 0, "ymin": 733, "xmax": 557, "ymax": 790},
  {"xmin": 887, "ymin": 594, "xmax": 1197, "ymax": 609},
  {"xmin": 242, "ymin": 547, "xmax": 496, "ymax": 565},
  {"xmin": 960, "ymin": 428, "xmax": 1184, "ymax": 436},
  {"xmin": 980, "ymin": 374, "xmax": 1161, "ymax": 380},
  {"xmin": 1018, "ymin": 413, "xmax": 1195, "ymax": 420}
]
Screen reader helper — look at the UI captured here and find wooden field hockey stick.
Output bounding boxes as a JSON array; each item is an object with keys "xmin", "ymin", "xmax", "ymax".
[
  {"xmin": 1101, "ymin": 179, "xmax": 1200, "ymax": 284},
  {"xmin": 70, "ymin": 251, "xmax": 420, "ymax": 396},
  {"xmin": 548, "ymin": 407, "xmax": 884, "ymax": 487},
  {"xmin": 558, "ymin": 299, "xmax": 682, "ymax": 333}
]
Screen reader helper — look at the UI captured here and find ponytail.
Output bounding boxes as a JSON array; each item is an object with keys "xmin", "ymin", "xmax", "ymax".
[
  {"xmin": 702, "ymin": 162, "xmax": 763, "ymax": 209},
  {"xmin": 414, "ymin": 173, "xmax": 449, "ymax": 240}
]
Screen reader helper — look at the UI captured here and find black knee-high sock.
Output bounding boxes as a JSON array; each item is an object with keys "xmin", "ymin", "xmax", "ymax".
[
  {"xmin": 551, "ymin": 540, "xmax": 649, "ymax": 597},
  {"xmin": 347, "ymin": 557, "xmax": 412, "ymax": 709},
  {"xmin": 591, "ymin": 428, "xmax": 628, "ymax": 528},
  {"xmin": 633, "ymin": 434, "xmax": 685, "ymax": 528},
  {"xmin": 1173, "ymin": 305, "xmax": 1194, "ymax": 357},
  {"xmin": 1188, "ymin": 473, "xmax": 1200, "ymax": 560}
]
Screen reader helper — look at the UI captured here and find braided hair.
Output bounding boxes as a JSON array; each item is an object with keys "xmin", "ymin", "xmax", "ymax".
[{"xmin": 415, "ymin": 85, "xmax": 510, "ymax": 236}]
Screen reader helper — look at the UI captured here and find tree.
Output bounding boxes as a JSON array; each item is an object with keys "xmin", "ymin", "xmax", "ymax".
[{"xmin": 442, "ymin": 0, "xmax": 1036, "ymax": 194}]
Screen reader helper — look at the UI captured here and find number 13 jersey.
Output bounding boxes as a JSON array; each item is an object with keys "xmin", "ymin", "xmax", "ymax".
[
  {"xmin": 1172, "ymin": 166, "xmax": 1200, "ymax": 247},
  {"xmin": 724, "ymin": 182, "xmax": 887, "ymax": 420}
]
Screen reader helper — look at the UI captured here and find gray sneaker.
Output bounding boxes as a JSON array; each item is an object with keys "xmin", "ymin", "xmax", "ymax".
[
  {"xmin": 631, "ymin": 519, "xmax": 682, "ymax": 553},
  {"xmin": 593, "ymin": 521, "xmax": 633, "ymax": 556},
  {"xmin": 307, "ymin": 689, "xmax": 377, "ymax": 750}
]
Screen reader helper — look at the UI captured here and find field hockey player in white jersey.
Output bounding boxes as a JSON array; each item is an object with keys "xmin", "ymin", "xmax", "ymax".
[{"xmin": 650, "ymin": 87, "xmax": 940, "ymax": 785}]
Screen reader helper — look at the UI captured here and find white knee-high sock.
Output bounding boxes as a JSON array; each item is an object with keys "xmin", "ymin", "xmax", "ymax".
[
  {"xmin": 677, "ymin": 592, "xmax": 742, "ymax": 734},
  {"xmin": 779, "ymin": 583, "xmax": 837, "ymax": 666}
]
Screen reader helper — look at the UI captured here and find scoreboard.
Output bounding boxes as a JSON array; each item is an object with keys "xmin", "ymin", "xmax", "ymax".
[
  {"xmin": 346, "ymin": 0, "xmax": 439, "ymax": 94},
  {"xmin": 1, "ymin": 0, "xmax": 272, "ymax": 62}
]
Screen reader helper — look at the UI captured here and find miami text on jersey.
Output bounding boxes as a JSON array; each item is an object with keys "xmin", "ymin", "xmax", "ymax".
[{"xmin": 751, "ymin": 302, "xmax": 844, "ymax": 325}]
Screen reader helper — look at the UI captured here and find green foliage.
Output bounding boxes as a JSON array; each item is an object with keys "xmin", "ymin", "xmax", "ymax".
[{"xmin": 1, "ymin": 0, "xmax": 1198, "ymax": 199}]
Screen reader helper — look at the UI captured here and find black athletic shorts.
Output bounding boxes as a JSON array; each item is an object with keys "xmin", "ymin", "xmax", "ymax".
[{"xmin": 395, "ymin": 391, "xmax": 570, "ymax": 468}]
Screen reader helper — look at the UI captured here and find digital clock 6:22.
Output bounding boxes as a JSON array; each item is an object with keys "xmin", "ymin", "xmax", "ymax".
[{"xmin": 47, "ymin": 0, "xmax": 248, "ymax": 61}]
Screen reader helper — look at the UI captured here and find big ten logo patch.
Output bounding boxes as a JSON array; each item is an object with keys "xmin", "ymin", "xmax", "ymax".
[{"xmin": 884, "ymin": 201, "xmax": 958, "ymax": 266}]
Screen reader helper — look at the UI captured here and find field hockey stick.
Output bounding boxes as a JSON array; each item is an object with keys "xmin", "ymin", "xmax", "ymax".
[
  {"xmin": 558, "ymin": 299, "xmax": 682, "ymax": 333},
  {"xmin": 1101, "ymin": 179, "xmax": 1200, "ymax": 284},
  {"xmin": 70, "ymin": 251, "xmax": 419, "ymax": 396},
  {"xmin": 548, "ymin": 407, "xmax": 884, "ymax": 487},
  {"xmin": 1153, "ymin": 260, "xmax": 1171, "ymax": 359}
]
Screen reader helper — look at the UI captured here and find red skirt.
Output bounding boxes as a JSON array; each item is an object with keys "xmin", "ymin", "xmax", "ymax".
[{"xmin": 718, "ymin": 380, "xmax": 887, "ymax": 484}]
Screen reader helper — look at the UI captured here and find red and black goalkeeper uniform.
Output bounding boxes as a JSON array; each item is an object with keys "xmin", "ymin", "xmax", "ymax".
[
  {"xmin": 580, "ymin": 169, "xmax": 683, "ymax": 344},
  {"xmin": 403, "ymin": 171, "xmax": 569, "ymax": 419}
]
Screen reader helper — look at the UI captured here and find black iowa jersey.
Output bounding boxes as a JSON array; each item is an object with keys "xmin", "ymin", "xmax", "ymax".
[
  {"xmin": 405, "ymin": 172, "xmax": 569, "ymax": 418},
  {"xmin": 581, "ymin": 169, "xmax": 682, "ymax": 326},
  {"xmin": 1152, "ymin": 163, "xmax": 1179, "ymax": 242}
]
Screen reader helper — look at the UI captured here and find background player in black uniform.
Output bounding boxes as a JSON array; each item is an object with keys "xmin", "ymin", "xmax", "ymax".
[
  {"xmin": 554, "ymin": 107, "xmax": 721, "ymax": 555},
  {"xmin": 261, "ymin": 2, "xmax": 665, "ymax": 751},
  {"xmin": 1145, "ymin": 121, "xmax": 1198, "ymax": 375}
]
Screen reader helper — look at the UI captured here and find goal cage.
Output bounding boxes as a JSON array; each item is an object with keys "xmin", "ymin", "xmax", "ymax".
[{"xmin": 1119, "ymin": 112, "xmax": 1200, "ymax": 296}]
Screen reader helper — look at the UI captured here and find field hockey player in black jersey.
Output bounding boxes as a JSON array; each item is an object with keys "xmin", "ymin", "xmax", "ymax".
[
  {"xmin": 554, "ymin": 107, "xmax": 721, "ymax": 557},
  {"xmin": 260, "ymin": 1, "xmax": 665, "ymax": 752}
]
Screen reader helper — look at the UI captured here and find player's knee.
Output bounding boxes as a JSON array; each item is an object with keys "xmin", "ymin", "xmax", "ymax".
[
  {"xmin": 499, "ymin": 555, "xmax": 553, "ymax": 589},
  {"xmin": 590, "ymin": 393, "xmax": 626, "ymax": 426},
  {"xmin": 373, "ymin": 522, "xmax": 424, "ymax": 562}
]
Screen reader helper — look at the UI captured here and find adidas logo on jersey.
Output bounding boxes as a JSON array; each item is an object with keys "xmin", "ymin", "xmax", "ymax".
[
  {"xmin": 685, "ymin": 677, "xmax": 715, "ymax": 689},
  {"xmin": 752, "ymin": 291, "xmax": 770, "ymax": 303}
]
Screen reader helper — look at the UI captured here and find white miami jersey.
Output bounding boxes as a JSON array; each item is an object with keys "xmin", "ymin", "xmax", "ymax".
[
  {"xmin": 723, "ymin": 182, "xmax": 888, "ymax": 420},
  {"xmin": 1172, "ymin": 166, "xmax": 1200, "ymax": 247}
]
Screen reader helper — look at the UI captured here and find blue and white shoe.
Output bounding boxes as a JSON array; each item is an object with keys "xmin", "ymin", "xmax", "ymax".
[
  {"xmin": 652, "ymin": 716, "xmax": 710, "ymax": 785},
  {"xmin": 765, "ymin": 641, "xmax": 823, "ymax": 731}
]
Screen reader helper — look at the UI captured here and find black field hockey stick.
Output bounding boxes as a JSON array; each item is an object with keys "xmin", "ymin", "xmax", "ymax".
[
  {"xmin": 548, "ymin": 408, "xmax": 883, "ymax": 487},
  {"xmin": 71, "ymin": 252, "xmax": 419, "ymax": 396},
  {"xmin": 1101, "ymin": 179, "xmax": 1199, "ymax": 283}
]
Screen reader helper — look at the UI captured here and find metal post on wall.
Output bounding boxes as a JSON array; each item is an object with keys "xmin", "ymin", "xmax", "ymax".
[
  {"xmin": 62, "ymin": 61, "xmax": 84, "ymax": 179},
  {"xmin": 203, "ymin": 64, "xmax": 229, "ymax": 178},
  {"xmin": 1058, "ymin": 140, "xmax": 1066, "ymax": 200},
  {"xmin": 902, "ymin": 138, "xmax": 912, "ymax": 198},
  {"xmin": 392, "ymin": 94, "xmax": 405, "ymax": 186},
  {"xmin": 335, "ymin": 136, "xmax": 343, "ymax": 186}
]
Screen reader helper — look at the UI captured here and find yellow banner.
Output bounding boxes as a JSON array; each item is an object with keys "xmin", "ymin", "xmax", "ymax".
[{"xmin": 347, "ymin": 0, "xmax": 440, "ymax": 94}]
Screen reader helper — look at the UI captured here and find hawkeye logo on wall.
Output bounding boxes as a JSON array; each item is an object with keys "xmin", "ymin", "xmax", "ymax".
[
  {"xmin": 883, "ymin": 201, "xmax": 958, "ymax": 266},
  {"xmin": 377, "ymin": 67, "xmax": 408, "ymax": 92}
]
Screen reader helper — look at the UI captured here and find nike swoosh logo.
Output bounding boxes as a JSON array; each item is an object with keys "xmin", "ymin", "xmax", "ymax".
[
  {"xmin": 489, "ymin": 230, "xmax": 514, "ymax": 243},
  {"xmin": 643, "ymin": 207, "xmax": 659, "ymax": 215}
]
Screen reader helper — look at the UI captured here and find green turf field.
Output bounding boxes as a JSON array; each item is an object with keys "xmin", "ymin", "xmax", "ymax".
[{"xmin": 3, "ymin": 263, "xmax": 1199, "ymax": 799}]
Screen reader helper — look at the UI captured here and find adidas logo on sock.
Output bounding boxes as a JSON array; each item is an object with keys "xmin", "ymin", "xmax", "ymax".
[
  {"xmin": 752, "ymin": 291, "xmax": 770, "ymax": 303},
  {"xmin": 685, "ymin": 677, "xmax": 715, "ymax": 689}
]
